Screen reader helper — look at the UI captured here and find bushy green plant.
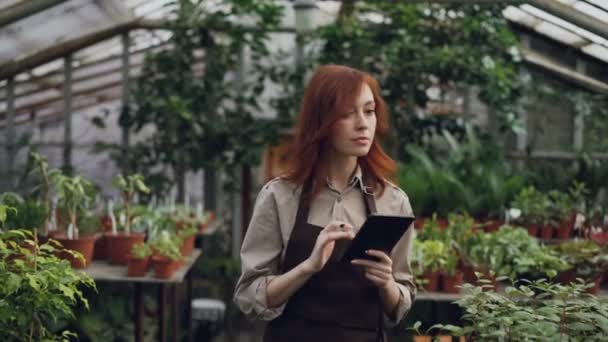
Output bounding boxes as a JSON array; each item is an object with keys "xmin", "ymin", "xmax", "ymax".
[
  {"xmin": 50, "ymin": 173, "xmax": 97, "ymax": 238},
  {"xmin": 130, "ymin": 242, "xmax": 152, "ymax": 260},
  {"xmin": 0, "ymin": 193, "xmax": 47, "ymax": 232},
  {"xmin": 511, "ymin": 186, "xmax": 548, "ymax": 225},
  {"xmin": 421, "ymin": 240, "xmax": 449, "ymax": 273},
  {"xmin": 553, "ymin": 240, "xmax": 608, "ymax": 280},
  {"xmin": 468, "ymin": 226, "xmax": 567, "ymax": 280},
  {"xmin": 151, "ymin": 232, "xmax": 182, "ymax": 261},
  {"xmin": 112, "ymin": 174, "xmax": 150, "ymax": 235},
  {"xmin": 0, "ymin": 229, "xmax": 96, "ymax": 341},
  {"xmin": 411, "ymin": 279, "xmax": 608, "ymax": 341}
]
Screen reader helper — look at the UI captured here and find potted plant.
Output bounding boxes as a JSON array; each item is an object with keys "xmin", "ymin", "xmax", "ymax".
[
  {"xmin": 548, "ymin": 189, "xmax": 574, "ymax": 240},
  {"xmin": 151, "ymin": 232, "xmax": 183, "ymax": 279},
  {"xmin": 127, "ymin": 242, "xmax": 152, "ymax": 277},
  {"xmin": 441, "ymin": 250, "xmax": 464, "ymax": 294},
  {"xmin": 177, "ymin": 222, "xmax": 197, "ymax": 256},
  {"xmin": 50, "ymin": 172, "xmax": 98, "ymax": 269},
  {"xmin": 105, "ymin": 174, "xmax": 150, "ymax": 265},
  {"xmin": 420, "ymin": 240, "xmax": 448, "ymax": 292},
  {"xmin": 511, "ymin": 186, "xmax": 546, "ymax": 237},
  {"xmin": 415, "ymin": 278, "xmax": 608, "ymax": 341},
  {"xmin": 0, "ymin": 227, "xmax": 96, "ymax": 341},
  {"xmin": 553, "ymin": 240, "xmax": 608, "ymax": 294}
]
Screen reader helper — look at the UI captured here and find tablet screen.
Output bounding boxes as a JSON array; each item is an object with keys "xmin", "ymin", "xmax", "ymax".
[{"xmin": 340, "ymin": 214, "xmax": 414, "ymax": 263}]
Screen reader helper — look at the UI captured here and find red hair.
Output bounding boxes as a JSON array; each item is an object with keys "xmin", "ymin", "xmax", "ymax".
[{"xmin": 283, "ymin": 65, "xmax": 396, "ymax": 201}]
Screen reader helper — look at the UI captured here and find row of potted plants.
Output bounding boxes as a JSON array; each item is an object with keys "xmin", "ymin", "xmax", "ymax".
[
  {"xmin": 412, "ymin": 213, "xmax": 608, "ymax": 295},
  {"xmin": 410, "ymin": 278, "xmax": 608, "ymax": 341},
  {"xmin": 0, "ymin": 153, "xmax": 214, "ymax": 274},
  {"xmin": 509, "ymin": 183, "xmax": 590, "ymax": 240}
]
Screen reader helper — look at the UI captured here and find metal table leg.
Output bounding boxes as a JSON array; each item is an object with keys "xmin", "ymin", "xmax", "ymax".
[
  {"xmin": 186, "ymin": 271, "xmax": 193, "ymax": 342},
  {"xmin": 158, "ymin": 284, "xmax": 166, "ymax": 342},
  {"xmin": 172, "ymin": 284, "xmax": 178, "ymax": 342},
  {"xmin": 135, "ymin": 283, "xmax": 144, "ymax": 342}
]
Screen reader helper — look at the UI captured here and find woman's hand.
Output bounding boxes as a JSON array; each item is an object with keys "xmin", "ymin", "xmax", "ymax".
[
  {"xmin": 351, "ymin": 250, "xmax": 396, "ymax": 289},
  {"xmin": 302, "ymin": 221, "xmax": 354, "ymax": 274}
]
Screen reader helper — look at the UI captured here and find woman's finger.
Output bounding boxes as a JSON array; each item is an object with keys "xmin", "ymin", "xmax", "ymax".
[
  {"xmin": 365, "ymin": 250, "xmax": 392, "ymax": 265},
  {"xmin": 351, "ymin": 259, "xmax": 391, "ymax": 273},
  {"xmin": 364, "ymin": 268, "xmax": 391, "ymax": 280},
  {"xmin": 323, "ymin": 231, "xmax": 354, "ymax": 243},
  {"xmin": 365, "ymin": 272, "xmax": 387, "ymax": 285}
]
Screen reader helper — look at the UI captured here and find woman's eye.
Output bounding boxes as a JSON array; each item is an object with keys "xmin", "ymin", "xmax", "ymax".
[{"xmin": 365, "ymin": 110, "xmax": 375, "ymax": 116}]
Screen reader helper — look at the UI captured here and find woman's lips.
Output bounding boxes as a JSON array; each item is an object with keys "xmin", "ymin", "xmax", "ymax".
[{"xmin": 353, "ymin": 137, "xmax": 369, "ymax": 145}]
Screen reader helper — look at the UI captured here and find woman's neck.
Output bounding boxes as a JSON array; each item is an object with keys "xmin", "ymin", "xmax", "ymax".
[{"xmin": 326, "ymin": 153, "xmax": 358, "ymax": 193}]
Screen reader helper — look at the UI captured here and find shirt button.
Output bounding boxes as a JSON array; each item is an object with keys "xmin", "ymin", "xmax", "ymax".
[{"xmin": 337, "ymin": 196, "xmax": 342, "ymax": 202}]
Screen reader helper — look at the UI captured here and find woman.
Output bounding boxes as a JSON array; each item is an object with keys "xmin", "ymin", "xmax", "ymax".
[{"xmin": 234, "ymin": 64, "xmax": 416, "ymax": 342}]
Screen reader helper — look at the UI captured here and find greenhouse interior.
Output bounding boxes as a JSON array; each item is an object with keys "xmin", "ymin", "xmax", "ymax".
[{"xmin": 1, "ymin": 0, "xmax": 607, "ymax": 341}]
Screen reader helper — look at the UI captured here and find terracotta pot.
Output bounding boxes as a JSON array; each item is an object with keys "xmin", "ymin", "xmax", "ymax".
[
  {"xmin": 461, "ymin": 262, "xmax": 477, "ymax": 284},
  {"xmin": 127, "ymin": 256, "xmax": 150, "ymax": 277},
  {"xmin": 437, "ymin": 218, "xmax": 449, "ymax": 230},
  {"xmin": 423, "ymin": 270, "xmax": 440, "ymax": 292},
  {"xmin": 55, "ymin": 235, "xmax": 96, "ymax": 269},
  {"xmin": 152, "ymin": 256, "xmax": 180, "ymax": 279},
  {"xmin": 413, "ymin": 336, "xmax": 432, "ymax": 342},
  {"xmin": 557, "ymin": 269, "xmax": 577, "ymax": 285},
  {"xmin": 483, "ymin": 219, "xmax": 502, "ymax": 233},
  {"xmin": 104, "ymin": 232, "xmax": 145, "ymax": 265},
  {"xmin": 414, "ymin": 218, "xmax": 426, "ymax": 230},
  {"xmin": 539, "ymin": 224, "xmax": 554, "ymax": 240},
  {"xmin": 585, "ymin": 275, "xmax": 603, "ymax": 295},
  {"xmin": 526, "ymin": 224, "xmax": 539, "ymax": 237},
  {"xmin": 441, "ymin": 271, "xmax": 464, "ymax": 294},
  {"xmin": 93, "ymin": 234, "xmax": 110, "ymax": 260},
  {"xmin": 556, "ymin": 213, "xmax": 575, "ymax": 240},
  {"xmin": 180, "ymin": 235, "xmax": 195, "ymax": 256}
]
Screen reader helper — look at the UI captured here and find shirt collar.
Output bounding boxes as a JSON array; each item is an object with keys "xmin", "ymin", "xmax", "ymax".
[{"xmin": 325, "ymin": 165, "xmax": 374, "ymax": 195}]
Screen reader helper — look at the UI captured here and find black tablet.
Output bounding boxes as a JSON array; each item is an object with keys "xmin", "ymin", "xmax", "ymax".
[{"xmin": 340, "ymin": 214, "xmax": 415, "ymax": 263}]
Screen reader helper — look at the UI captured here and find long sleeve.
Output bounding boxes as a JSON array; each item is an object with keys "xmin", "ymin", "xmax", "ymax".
[
  {"xmin": 385, "ymin": 193, "xmax": 417, "ymax": 326},
  {"xmin": 233, "ymin": 181, "xmax": 286, "ymax": 320}
]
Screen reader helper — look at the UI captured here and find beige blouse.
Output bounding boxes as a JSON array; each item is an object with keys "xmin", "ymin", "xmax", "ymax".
[{"xmin": 233, "ymin": 166, "xmax": 416, "ymax": 326}]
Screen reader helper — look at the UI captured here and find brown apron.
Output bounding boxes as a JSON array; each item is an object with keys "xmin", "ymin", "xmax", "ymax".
[{"xmin": 264, "ymin": 181, "xmax": 386, "ymax": 342}]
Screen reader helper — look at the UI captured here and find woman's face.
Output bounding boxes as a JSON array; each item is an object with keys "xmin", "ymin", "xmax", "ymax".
[{"xmin": 329, "ymin": 83, "xmax": 377, "ymax": 158}]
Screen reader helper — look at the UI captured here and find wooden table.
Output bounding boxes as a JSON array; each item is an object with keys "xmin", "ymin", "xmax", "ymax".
[{"xmin": 83, "ymin": 249, "xmax": 202, "ymax": 342}]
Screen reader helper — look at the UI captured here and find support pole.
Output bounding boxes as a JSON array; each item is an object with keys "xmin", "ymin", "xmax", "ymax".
[
  {"xmin": 6, "ymin": 77, "xmax": 15, "ymax": 188},
  {"xmin": 63, "ymin": 55, "xmax": 73, "ymax": 174},
  {"xmin": 121, "ymin": 31, "xmax": 131, "ymax": 174}
]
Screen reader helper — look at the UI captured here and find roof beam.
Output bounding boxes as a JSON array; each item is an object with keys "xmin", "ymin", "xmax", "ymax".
[
  {"xmin": 0, "ymin": 0, "xmax": 69, "ymax": 28},
  {"xmin": 528, "ymin": 0, "xmax": 608, "ymax": 40},
  {"xmin": 0, "ymin": 19, "xmax": 141, "ymax": 80},
  {"xmin": 521, "ymin": 47, "xmax": 608, "ymax": 94}
]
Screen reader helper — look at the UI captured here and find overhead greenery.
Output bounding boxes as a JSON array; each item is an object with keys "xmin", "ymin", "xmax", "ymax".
[
  {"xmin": 270, "ymin": 1, "xmax": 523, "ymax": 160},
  {"xmin": 95, "ymin": 0, "xmax": 284, "ymax": 198}
]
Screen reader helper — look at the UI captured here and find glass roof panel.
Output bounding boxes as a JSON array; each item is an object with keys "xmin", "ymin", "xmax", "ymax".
[{"xmin": 581, "ymin": 43, "xmax": 608, "ymax": 63}]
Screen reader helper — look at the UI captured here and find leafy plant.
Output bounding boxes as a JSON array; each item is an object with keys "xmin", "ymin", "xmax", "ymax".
[
  {"xmin": 510, "ymin": 186, "xmax": 549, "ymax": 225},
  {"xmin": 0, "ymin": 229, "xmax": 96, "ymax": 341},
  {"xmin": 151, "ymin": 231, "xmax": 182, "ymax": 261},
  {"xmin": 553, "ymin": 240, "xmax": 608, "ymax": 280},
  {"xmin": 0, "ymin": 193, "xmax": 48, "ymax": 232},
  {"xmin": 50, "ymin": 173, "xmax": 97, "ymax": 238},
  {"xmin": 112, "ymin": 174, "xmax": 150, "ymax": 235},
  {"xmin": 412, "ymin": 279, "xmax": 608, "ymax": 341},
  {"xmin": 29, "ymin": 152, "xmax": 53, "ymax": 234},
  {"xmin": 421, "ymin": 240, "xmax": 449, "ymax": 273},
  {"xmin": 467, "ymin": 226, "xmax": 567, "ymax": 280},
  {"xmin": 130, "ymin": 242, "xmax": 152, "ymax": 260}
]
